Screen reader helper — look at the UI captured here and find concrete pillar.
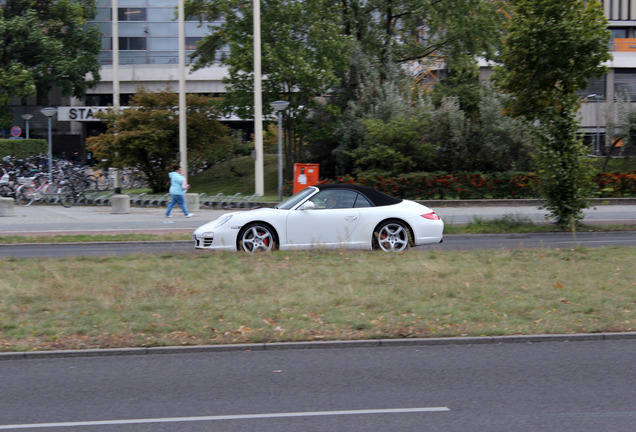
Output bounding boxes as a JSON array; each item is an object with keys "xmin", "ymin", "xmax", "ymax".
[
  {"xmin": 110, "ymin": 194, "xmax": 130, "ymax": 214},
  {"xmin": 185, "ymin": 193, "xmax": 199, "ymax": 212},
  {"xmin": 0, "ymin": 197, "xmax": 14, "ymax": 217}
]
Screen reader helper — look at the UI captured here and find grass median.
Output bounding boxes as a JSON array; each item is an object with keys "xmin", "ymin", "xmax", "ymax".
[{"xmin": 0, "ymin": 246, "xmax": 634, "ymax": 352}]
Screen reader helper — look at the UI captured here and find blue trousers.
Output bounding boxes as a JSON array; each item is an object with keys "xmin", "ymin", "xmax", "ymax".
[{"xmin": 166, "ymin": 194, "xmax": 189, "ymax": 216}]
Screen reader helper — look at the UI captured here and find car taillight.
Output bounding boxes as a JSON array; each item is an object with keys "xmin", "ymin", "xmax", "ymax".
[{"xmin": 421, "ymin": 212, "xmax": 440, "ymax": 220}]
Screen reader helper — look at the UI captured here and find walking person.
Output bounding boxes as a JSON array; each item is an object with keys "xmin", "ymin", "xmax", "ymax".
[{"xmin": 165, "ymin": 163, "xmax": 194, "ymax": 218}]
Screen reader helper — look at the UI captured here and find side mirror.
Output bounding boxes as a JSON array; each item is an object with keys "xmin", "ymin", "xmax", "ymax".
[{"xmin": 300, "ymin": 201, "xmax": 315, "ymax": 210}]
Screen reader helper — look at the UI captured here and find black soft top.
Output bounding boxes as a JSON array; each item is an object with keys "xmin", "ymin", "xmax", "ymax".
[{"xmin": 316, "ymin": 184, "xmax": 402, "ymax": 207}]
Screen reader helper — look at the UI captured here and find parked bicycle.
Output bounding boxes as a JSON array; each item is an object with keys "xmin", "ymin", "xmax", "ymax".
[
  {"xmin": 0, "ymin": 168, "xmax": 17, "ymax": 198},
  {"xmin": 14, "ymin": 173, "xmax": 75, "ymax": 208}
]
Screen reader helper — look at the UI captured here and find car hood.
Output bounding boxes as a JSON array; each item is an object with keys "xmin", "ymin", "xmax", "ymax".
[{"xmin": 194, "ymin": 208, "xmax": 282, "ymax": 232}]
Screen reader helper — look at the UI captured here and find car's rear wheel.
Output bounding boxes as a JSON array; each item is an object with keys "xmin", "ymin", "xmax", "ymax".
[
  {"xmin": 237, "ymin": 223, "xmax": 278, "ymax": 253},
  {"xmin": 373, "ymin": 220, "xmax": 412, "ymax": 252}
]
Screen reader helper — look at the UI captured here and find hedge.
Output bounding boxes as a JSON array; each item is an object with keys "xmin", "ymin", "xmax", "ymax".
[
  {"xmin": 324, "ymin": 171, "xmax": 636, "ymax": 200},
  {"xmin": 0, "ymin": 139, "xmax": 47, "ymax": 159}
]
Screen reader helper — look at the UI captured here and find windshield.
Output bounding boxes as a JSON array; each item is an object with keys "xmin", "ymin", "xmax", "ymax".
[{"xmin": 276, "ymin": 187, "xmax": 317, "ymax": 209}]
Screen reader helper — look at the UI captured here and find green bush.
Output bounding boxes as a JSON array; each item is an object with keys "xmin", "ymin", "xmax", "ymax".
[
  {"xmin": 593, "ymin": 172, "xmax": 636, "ymax": 197},
  {"xmin": 0, "ymin": 139, "xmax": 47, "ymax": 159},
  {"xmin": 324, "ymin": 171, "xmax": 636, "ymax": 200}
]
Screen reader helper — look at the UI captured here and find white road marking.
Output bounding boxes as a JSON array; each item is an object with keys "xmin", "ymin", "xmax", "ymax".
[{"xmin": 0, "ymin": 407, "xmax": 450, "ymax": 429}]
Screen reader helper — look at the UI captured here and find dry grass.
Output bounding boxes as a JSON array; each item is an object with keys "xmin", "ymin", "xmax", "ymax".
[{"xmin": 1, "ymin": 247, "xmax": 634, "ymax": 352}]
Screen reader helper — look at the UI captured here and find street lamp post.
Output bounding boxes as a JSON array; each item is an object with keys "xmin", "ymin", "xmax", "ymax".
[
  {"xmin": 40, "ymin": 107, "xmax": 57, "ymax": 183},
  {"xmin": 587, "ymin": 94, "xmax": 601, "ymax": 155},
  {"xmin": 21, "ymin": 114, "xmax": 33, "ymax": 139},
  {"xmin": 269, "ymin": 100, "xmax": 290, "ymax": 201}
]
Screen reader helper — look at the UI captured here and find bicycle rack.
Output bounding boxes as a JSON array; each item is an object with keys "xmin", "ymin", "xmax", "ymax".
[
  {"xmin": 20, "ymin": 191, "xmax": 268, "ymax": 209},
  {"xmin": 238, "ymin": 194, "xmax": 260, "ymax": 209},
  {"xmin": 129, "ymin": 193, "xmax": 146, "ymax": 207},
  {"xmin": 92, "ymin": 192, "xmax": 114, "ymax": 206},
  {"xmin": 198, "ymin": 193, "xmax": 223, "ymax": 209},
  {"xmin": 196, "ymin": 193, "xmax": 262, "ymax": 210}
]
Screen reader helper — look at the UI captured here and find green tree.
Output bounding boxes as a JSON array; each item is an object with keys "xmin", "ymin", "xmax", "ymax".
[
  {"xmin": 86, "ymin": 89, "xmax": 233, "ymax": 193},
  {"xmin": 186, "ymin": 0, "xmax": 506, "ymax": 178},
  {"xmin": 0, "ymin": 0, "xmax": 101, "ymax": 123},
  {"xmin": 493, "ymin": 0, "xmax": 611, "ymax": 228},
  {"xmin": 312, "ymin": 0, "xmax": 506, "ymax": 177},
  {"xmin": 430, "ymin": 53, "xmax": 483, "ymax": 116},
  {"xmin": 350, "ymin": 84, "xmax": 435, "ymax": 177},
  {"xmin": 186, "ymin": 0, "xmax": 350, "ymax": 179}
]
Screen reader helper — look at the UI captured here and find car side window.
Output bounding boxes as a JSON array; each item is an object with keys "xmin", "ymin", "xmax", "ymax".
[
  {"xmin": 339, "ymin": 191, "xmax": 357, "ymax": 208},
  {"xmin": 309, "ymin": 190, "xmax": 358, "ymax": 209},
  {"xmin": 353, "ymin": 194, "xmax": 372, "ymax": 208}
]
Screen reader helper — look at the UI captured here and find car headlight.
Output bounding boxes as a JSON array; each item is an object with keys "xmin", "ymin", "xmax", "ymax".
[{"xmin": 214, "ymin": 214, "xmax": 233, "ymax": 228}]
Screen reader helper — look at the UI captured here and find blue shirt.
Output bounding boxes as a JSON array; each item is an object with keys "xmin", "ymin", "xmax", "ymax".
[{"xmin": 169, "ymin": 171, "xmax": 187, "ymax": 195}]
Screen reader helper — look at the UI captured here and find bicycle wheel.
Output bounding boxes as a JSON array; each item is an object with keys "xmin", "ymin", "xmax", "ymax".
[
  {"xmin": 83, "ymin": 176, "xmax": 99, "ymax": 192},
  {"xmin": 58, "ymin": 185, "xmax": 75, "ymax": 208},
  {"xmin": 15, "ymin": 186, "xmax": 34, "ymax": 206},
  {"xmin": 41, "ymin": 183, "xmax": 57, "ymax": 204},
  {"xmin": 0, "ymin": 184, "xmax": 14, "ymax": 198}
]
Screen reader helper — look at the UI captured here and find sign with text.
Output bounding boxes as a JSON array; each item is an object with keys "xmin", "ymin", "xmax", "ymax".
[{"xmin": 57, "ymin": 106, "xmax": 116, "ymax": 122}]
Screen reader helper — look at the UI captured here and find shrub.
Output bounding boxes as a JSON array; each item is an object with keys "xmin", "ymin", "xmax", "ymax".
[
  {"xmin": 319, "ymin": 171, "xmax": 635, "ymax": 200},
  {"xmin": 0, "ymin": 139, "xmax": 47, "ymax": 159}
]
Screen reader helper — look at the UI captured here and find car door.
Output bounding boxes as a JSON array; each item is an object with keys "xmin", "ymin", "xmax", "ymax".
[{"xmin": 285, "ymin": 189, "xmax": 360, "ymax": 247}]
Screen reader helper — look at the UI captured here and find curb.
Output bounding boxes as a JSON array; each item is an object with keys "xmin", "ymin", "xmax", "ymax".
[{"xmin": 2, "ymin": 332, "xmax": 635, "ymax": 361}]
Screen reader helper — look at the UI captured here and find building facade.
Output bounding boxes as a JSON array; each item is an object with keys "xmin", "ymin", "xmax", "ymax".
[
  {"xmin": 578, "ymin": 0, "xmax": 636, "ymax": 155},
  {"xmin": 3, "ymin": 0, "xmax": 231, "ymax": 160},
  {"xmin": 3, "ymin": 0, "xmax": 635, "ymax": 159},
  {"xmin": 80, "ymin": 0, "xmax": 231, "ymax": 155}
]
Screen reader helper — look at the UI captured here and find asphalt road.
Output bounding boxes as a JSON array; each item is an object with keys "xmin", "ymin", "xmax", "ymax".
[{"xmin": 1, "ymin": 339, "xmax": 635, "ymax": 431}]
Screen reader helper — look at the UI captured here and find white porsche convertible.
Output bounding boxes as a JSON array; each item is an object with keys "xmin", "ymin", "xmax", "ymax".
[{"xmin": 193, "ymin": 184, "xmax": 444, "ymax": 253}]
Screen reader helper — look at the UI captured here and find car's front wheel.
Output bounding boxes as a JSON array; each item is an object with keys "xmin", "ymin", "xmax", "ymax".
[
  {"xmin": 237, "ymin": 223, "xmax": 278, "ymax": 253},
  {"xmin": 373, "ymin": 220, "xmax": 412, "ymax": 252}
]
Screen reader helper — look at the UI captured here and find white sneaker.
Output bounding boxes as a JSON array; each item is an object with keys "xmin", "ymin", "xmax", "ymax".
[
  {"xmin": 165, "ymin": 215, "xmax": 173, "ymax": 218},
  {"xmin": 185, "ymin": 213, "xmax": 194, "ymax": 218}
]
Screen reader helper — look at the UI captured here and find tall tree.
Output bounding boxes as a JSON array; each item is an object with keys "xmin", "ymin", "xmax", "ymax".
[
  {"xmin": 186, "ymin": 0, "xmax": 351, "ymax": 178},
  {"xmin": 86, "ymin": 89, "xmax": 233, "ymax": 193},
  {"xmin": 314, "ymin": 0, "xmax": 507, "ymax": 176},
  {"xmin": 186, "ymin": 0, "xmax": 506, "ymax": 178},
  {"xmin": 493, "ymin": 0, "xmax": 611, "ymax": 228},
  {"xmin": 0, "ymin": 0, "xmax": 102, "ymax": 125}
]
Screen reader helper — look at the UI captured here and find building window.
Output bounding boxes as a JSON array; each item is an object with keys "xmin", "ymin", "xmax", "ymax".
[
  {"xmin": 94, "ymin": 8, "xmax": 111, "ymax": 22},
  {"xmin": 118, "ymin": 8, "xmax": 147, "ymax": 21},
  {"xmin": 119, "ymin": 37, "xmax": 147, "ymax": 50},
  {"xmin": 578, "ymin": 76, "xmax": 606, "ymax": 100},
  {"xmin": 610, "ymin": 28, "xmax": 628, "ymax": 40},
  {"xmin": 614, "ymin": 69, "xmax": 636, "ymax": 99},
  {"xmin": 186, "ymin": 37, "xmax": 202, "ymax": 50}
]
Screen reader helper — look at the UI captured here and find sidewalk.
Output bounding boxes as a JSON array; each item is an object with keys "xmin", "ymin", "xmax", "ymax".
[
  {"xmin": 0, "ymin": 205, "xmax": 227, "ymax": 236},
  {"xmin": 0, "ymin": 201, "xmax": 634, "ymax": 236}
]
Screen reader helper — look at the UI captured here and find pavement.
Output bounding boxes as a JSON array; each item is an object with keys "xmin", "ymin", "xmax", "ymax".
[
  {"xmin": 0, "ymin": 204, "xmax": 223, "ymax": 237},
  {"xmin": 0, "ymin": 200, "xmax": 635, "ymax": 236}
]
